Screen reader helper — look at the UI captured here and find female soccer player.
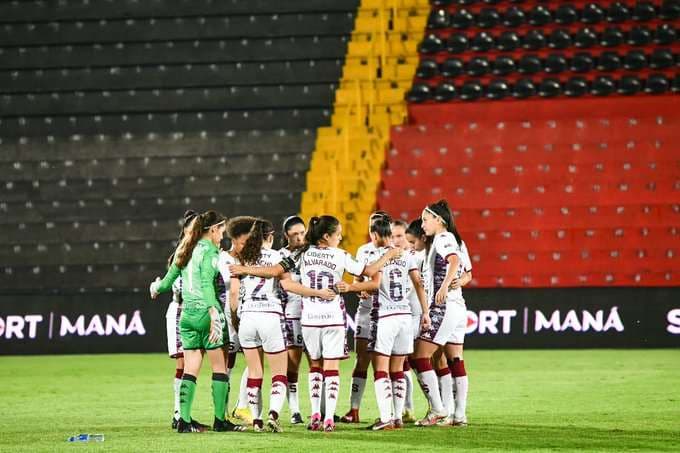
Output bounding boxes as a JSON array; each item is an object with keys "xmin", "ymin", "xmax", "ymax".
[
  {"xmin": 230, "ymin": 219, "xmax": 335, "ymax": 432},
  {"xmin": 230, "ymin": 215, "xmax": 402, "ymax": 432},
  {"xmin": 337, "ymin": 218, "xmax": 430, "ymax": 430},
  {"xmin": 151, "ymin": 210, "xmax": 244, "ymax": 433},
  {"xmin": 342, "ymin": 210, "xmax": 391, "ymax": 424},
  {"xmin": 412, "ymin": 200, "xmax": 471, "ymax": 428},
  {"xmin": 165, "ymin": 209, "xmax": 197, "ymax": 429},
  {"xmin": 278, "ymin": 215, "xmax": 307, "ymax": 424}
]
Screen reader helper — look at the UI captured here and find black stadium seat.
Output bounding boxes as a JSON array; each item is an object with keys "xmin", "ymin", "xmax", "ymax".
[
  {"xmin": 655, "ymin": 24, "xmax": 677, "ymax": 45},
  {"xmin": 513, "ymin": 78, "xmax": 537, "ymax": 98},
  {"xmin": 420, "ymin": 34, "xmax": 443, "ymax": 53},
  {"xmin": 581, "ymin": 3, "xmax": 605, "ymax": 24},
  {"xmin": 591, "ymin": 75, "xmax": 616, "ymax": 96},
  {"xmin": 549, "ymin": 29, "xmax": 572, "ymax": 49},
  {"xmin": 452, "ymin": 9, "xmax": 475, "ymax": 29},
  {"xmin": 477, "ymin": 8, "xmax": 501, "ymax": 28},
  {"xmin": 529, "ymin": 5, "xmax": 552, "ymax": 26},
  {"xmin": 434, "ymin": 82, "xmax": 457, "ymax": 101},
  {"xmin": 487, "ymin": 78, "xmax": 510, "ymax": 99},
  {"xmin": 460, "ymin": 80, "xmax": 483, "ymax": 101},
  {"xmin": 441, "ymin": 58, "xmax": 465, "ymax": 77},
  {"xmin": 601, "ymin": 27, "xmax": 625, "ymax": 47},
  {"xmin": 519, "ymin": 54, "xmax": 542, "ymax": 74},
  {"xmin": 632, "ymin": 1, "xmax": 656, "ymax": 21},
  {"xmin": 607, "ymin": 2, "xmax": 631, "ymax": 22},
  {"xmin": 523, "ymin": 30, "xmax": 547, "ymax": 50},
  {"xmin": 467, "ymin": 56, "xmax": 491, "ymax": 76},
  {"xmin": 564, "ymin": 76, "xmax": 589, "ymax": 96},
  {"xmin": 471, "ymin": 31, "xmax": 495, "ymax": 52},
  {"xmin": 623, "ymin": 50, "xmax": 648, "ymax": 71},
  {"xmin": 545, "ymin": 53, "xmax": 567, "ymax": 73},
  {"xmin": 503, "ymin": 6, "xmax": 526, "ymax": 27},
  {"xmin": 446, "ymin": 33, "xmax": 469, "ymax": 53},
  {"xmin": 574, "ymin": 27, "xmax": 598, "ymax": 48},
  {"xmin": 598, "ymin": 51, "xmax": 622, "ymax": 71},
  {"xmin": 660, "ymin": 0, "xmax": 680, "ymax": 20},
  {"xmin": 619, "ymin": 75, "xmax": 643, "ymax": 95},
  {"xmin": 493, "ymin": 56, "xmax": 516, "ymax": 75},
  {"xmin": 429, "ymin": 9, "xmax": 451, "ymax": 29},
  {"xmin": 498, "ymin": 31, "xmax": 521, "ymax": 51},
  {"xmin": 555, "ymin": 4, "xmax": 578, "ymax": 25},
  {"xmin": 649, "ymin": 48, "xmax": 674, "ymax": 69},
  {"xmin": 628, "ymin": 26, "xmax": 653, "ymax": 45},
  {"xmin": 672, "ymin": 74, "xmax": 680, "ymax": 92},
  {"xmin": 539, "ymin": 78, "xmax": 562, "ymax": 97},
  {"xmin": 407, "ymin": 83, "xmax": 432, "ymax": 103},
  {"xmin": 645, "ymin": 74, "xmax": 670, "ymax": 94},
  {"xmin": 571, "ymin": 52, "xmax": 595, "ymax": 73},
  {"xmin": 416, "ymin": 59, "xmax": 439, "ymax": 79}
]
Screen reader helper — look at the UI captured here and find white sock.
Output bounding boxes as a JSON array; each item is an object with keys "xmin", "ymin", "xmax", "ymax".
[
  {"xmin": 237, "ymin": 367, "xmax": 249, "ymax": 409},
  {"xmin": 437, "ymin": 370, "xmax": 453, "ymax": 416},
  {"xmin": 309, "ymin": 368, "xmax": 323, "ymax": 416},
  {"xmin": 323, "ymin": 372, "xmax": 340, "ymax": 423},
  {"xmin": 350, "ymin": 373, "xmax": 367, "ymax": 410},
  {"xmin": 269, "ymin": 375, "xmax": 288, "ymax": 419},
  {"xmin": 373, "ymin": 373, "xmax": 393, "ymax": 423},
  {"xmin": 287, "ymin": 373, "xmax": 300, "ymax": 414},
  {"xmin": 417, "ymin": 369, "xmax": 445, "ymax": 414},
  {"xmin": 173, "ymin": 377, "xmax": 181, "ymax": 419},
  {"xmin": 454, "ymin": 376, "xmax": 469, "ymax": 421},
  {"xmin": 246, "ymin": 377, "xmax": 263, "ymax": 422},
  {"xmin": 391, "ymin": 372, "xmax": 406, "ymax": 421},
  {"xmin": 404, "ymin": 370, "xmax": 414, "ymax": 412}
]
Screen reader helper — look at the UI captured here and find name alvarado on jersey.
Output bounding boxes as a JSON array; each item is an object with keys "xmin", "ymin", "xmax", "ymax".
[
  {"xmin": 376, "ymin": 248, "xmax": 416, "ymax": 317},
  {"xmin": 299, "ymin": 246, "xmax": 364, "ymax": 327},
  {"xmin": 240, "ymin": 248, "xmax": 284, "ymax": 314}
]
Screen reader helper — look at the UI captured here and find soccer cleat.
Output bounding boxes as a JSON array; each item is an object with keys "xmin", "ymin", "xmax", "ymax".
[
  {"xmin": 231, "ymin": 407, "xmax": 253, "ymax": 425},
  {"xmin": 177, "ymin": 418, "xmax": 207, "ymax": 433},
  {"xmin": 290, "ymin": 413, "xmax": 304, "ymax": 425},
  {"xmin": 393, "ymin": 419, "xmax": 404, "ymax": 429},
  {"xmin": 402, "ymin": 409, "xmax": 416, "ymax": 424},
  {"xmin": 340, "ymin": 408, "xmax": 360, "ymax": 423},
  {"xmin": 267, "ymin": 414, "xmax": 283, "ymax": 433},
  {"xmin": 452, "ymin": 417, "xmax": 468, "ymax": 427},
  {"xmin": 252, "ymin": 419, "xmax": 265, "ymax": 433},
  {"xmin": 213, "ymin": 418, "xmax": 246, "ymax": 432},
  {"xmin": 171, "ymin": 417, "xmax": 179, "ymax": 430},
  {"xmin": 307, "ymin": 413, "xmax": 322, "ymax": 431},
  {"xmin": 371, "ymin": 420, "xmax": 394, "ymax": 431},
  {"xmin": 415, "ymin": 412, "xmax": 446, "ymax": 427},
  {"xmin": 323, "ymin": 419, "xmax": 336, "ymax": 432}
]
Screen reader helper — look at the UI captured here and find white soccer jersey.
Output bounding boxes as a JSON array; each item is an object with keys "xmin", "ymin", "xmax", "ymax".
[
  {"xmin": 217, "ymin": 250, "xmax": 237, "ymax": 308},
  {"xmin": 356, "ymin": 242, "xmax": 379, "ymax": 310},
  {"xmin": 279, "ymin": 247, "xmax": 303, "ymax": 319},
  {"xmin": 239, "ymin": 248, "xmax": 284, "ymax": 314},
  {"xmin": 299, "ymin": 245, "xmax": 365, "ymax": 327},
  {"xmin": 171, "ymin": 277, "xmax": 182, "ymax": 304},
  {"xmin": 406, "ymin": 249, "xmax": 425, "ymax": 315},
  {"xmin": 375, "ymin": 247, "xmax": 418, "ymax": 318},
  {"xmin": 426, "ymin": 233, "xmax": 468, "ymax": 303}
]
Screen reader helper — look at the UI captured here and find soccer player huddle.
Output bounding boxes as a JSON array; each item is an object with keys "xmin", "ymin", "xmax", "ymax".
[{"xmin": 150, "ymin": 199, "xmax": 472, "ymax": 434}]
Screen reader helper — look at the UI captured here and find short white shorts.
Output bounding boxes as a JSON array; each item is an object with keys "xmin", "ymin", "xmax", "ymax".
[
  {"xmin": 238, "ymin": 312, "xmax": 287, "ymax": 354},
  {"xmin": 302, "ymin": 325, "xmax": 348, "ymax": 360},
  {"xmin": 165, "ymin": 301, "xmax": 183, "ymax": 358},
  {"xmin": 411, "ymin": 312, "xmax": 422, "ymax": 341},
  {"xmin": 371, "ymin": 314, "xmax": 413, "ymax": 356},
  {"xmin": 355, "ymin": 304, "xmax": 373, "ymax": 342},
  {"xmin": 226, "ymin": 310, "xmax": 241, "ymax": 353},
  {"xmin": 419, "ymin": 298, "xmax": 466, "ymax": 346},
  {"xmin": 285, "ymin": 318, "xmax": 304, "ymax": 349}
]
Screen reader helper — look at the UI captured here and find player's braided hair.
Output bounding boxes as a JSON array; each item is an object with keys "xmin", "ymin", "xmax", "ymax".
[
  {"xmin": 173, "ymin": 210, "xmax": 225, "ymax": 268},
  {"xmin": 239, "ymin": 218, "xmax": 274, "ymax": 265},
  {"xmin": 296, "ymin": 215, "xmax": 340, "ymax": 256},
  {"xmin": 425, "ymin": 200, "xmax": 463, "ymax": 247}
]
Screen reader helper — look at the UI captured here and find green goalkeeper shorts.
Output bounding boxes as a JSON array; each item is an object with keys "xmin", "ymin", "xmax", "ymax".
[{"xmin": 179, "ymin": 307, "xmax": 224, "ymax": 350}]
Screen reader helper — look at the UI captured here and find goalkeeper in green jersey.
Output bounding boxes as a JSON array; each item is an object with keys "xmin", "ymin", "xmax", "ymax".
[{"xmin": 150, "ymin": 210, "xmax": 245, "ymax": 433}]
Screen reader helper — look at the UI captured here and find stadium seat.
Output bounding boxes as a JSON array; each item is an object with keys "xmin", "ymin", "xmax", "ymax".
[
  {"xmin": 597, "ymin": 51, "xmax": 622, "ymax": 71},
  {"xmin": 467, "ymin": 56, "xmax": 490, "ymax": 76},
  {"xmin": 645, "ymin": 74, "xmax": 670, "ymax": 94},
  {"xmin": 545, "ymin": 53, "xmax": 567, "ymax": 74},
  {"xmin": 451, "ymin": 9, "xmax": 475, "ymax": 29},
  {"xmin": 441, "ymin": 58, "xmax": 465, "ymax": 77},
  {"xmin": 446, "ymin": 33, "xmax": 469, "ymax": 53},
  {"xmin": 471, "ymin": 31, "xmax": 495, "ymax": 52},
  {"xmin": 518, "ymin": 54, "xmax": 542, "ymax": 74},
  {"xmin": 607, "ymin": 2, "xmax": 631, "ymax": 22},
  {"xmin": 574, "ymin": 28, "xmax": 598, "ymax": 48},
  {"xmin": 503, "ymin": 6, "xmax": 526, "ymax": 27},
  {"xmin": 571, "ymin": 52, "xmax": 595, "ymax": 73},
  {"xmin": 591, "ymin": 75, "xmax": 616, "ymax": 95},
  {"xmin": 416, "ymin": 59, "xmax": 439, "ymax": 79},
  {"xmin": 600, "ymin": 27, "xmax": 625, "ymax": 47},
  {"xmin": 549, "ymin": 29, "xmax": 572, "ymax": 49},
  {"xmin": 529, "ymin": 5, "xmax": 552, "ymax": 26},
  {"xmin": 407, "ymin": 83, "xmax": 432, "ymax": 103},
  {"xmin": 477, "ymin": 8, "xmax": 500, "ymax": 28},
  {"xmin": 493, "ymin": 56, "xmax": 516, "ymax": 75},
  {"xmin": 564, "ymin": 76, "xmax": 589, "ymax": 96},
  {"xmin": 673, "ymin": 74, "xmax": 680, "ymax": 92},
  {"xmin": 498, "ymin": 31, "xmax": 521, "ymax": 51},
  {"xmin": 538, "ymin": 78, "xmax": 561, "ymax": 97},
  {"xmin": 513, "ymin": 78, "xmax": 536, "ymax": 98},
  {"xmin": 628, "ymin": 26, "xmax": 653, "ymax": 45},
  {"xmin": 523, "ymin": 30, "xmax": 547, "ymax": 50},
  {"xmin": 623, "ymin": 50, "xmax": 648, "ymax": 70},
  {"xmin": 660, "ymin": 0, "xmax": 680, "ymax": 20},
  {"xmin": 428, "ymin": 9, "xmax": 451, "ymax": 29},
  {"xmin": 434, "ymin": 82, "xmax": 457, "ymax": 101},
  {"xmin": 487, "ymin": 78, "xmax": 510, "ymax": 99},
  {"xmin": 555, "ymin": 4, "xmax": 578, "ymax": 25},
  {"xmin": 618, "ymin": 75, "xmax": 643, "ymax": 95},
  {"xmin": 632, "ymin": 1, "xmax": 657, "ymax": 21},
  {"xmin": 649, "ymin": 48, "xmax": 674, "ymax": 69},
  {"xmin": 460, "ymin": 80, "xmax": 483, "ymax": 100},
  {"xmin": 655, "ymin": 24, "xmax": 677, "ymax": 45}
]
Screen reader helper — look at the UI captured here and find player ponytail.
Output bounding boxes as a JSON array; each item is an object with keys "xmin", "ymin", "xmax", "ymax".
[
  {"xmin": 239, "ymin": 218, "xmax": 274, "ymax": 265},
  {"xmin": 297, "ymin": 215, "xmax": 339, "ymax": 256},
  {"xmin": 425, "ymin": 200, "xmax": 463, "ymax": 247},
  {"xmin": 173, "ymin": 210, "xmax": 224, "ymax": 268},
  {"xmin": 370, "ymin": 218, "xmax": 392, "ymax": 239},
  {"xmin": 167, "ymin": 209, "xmax": 198, "ymax": 267}
]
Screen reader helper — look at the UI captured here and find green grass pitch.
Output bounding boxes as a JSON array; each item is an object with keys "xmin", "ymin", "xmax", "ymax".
[{"xmin": 1, "ymin": 350, "xmax": 678, "ymax": 452}]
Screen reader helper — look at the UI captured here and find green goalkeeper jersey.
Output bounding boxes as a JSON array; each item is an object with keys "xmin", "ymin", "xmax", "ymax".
[{"xmin": 157, "ymin": 239, "xmax": 221, "ymax": 311}]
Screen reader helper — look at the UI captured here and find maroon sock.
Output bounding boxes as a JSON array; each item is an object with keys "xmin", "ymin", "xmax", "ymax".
[
  {"xmin": 449, "ymin": 358, "xmax": 467, "ymax": 377},
  {"xmin": 175, "ymin": 368, "xmax": 183, "ymax": 379},
  {"xmin": 414, "ymin": 358, "xmax": 434, "ymax": 373}
]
